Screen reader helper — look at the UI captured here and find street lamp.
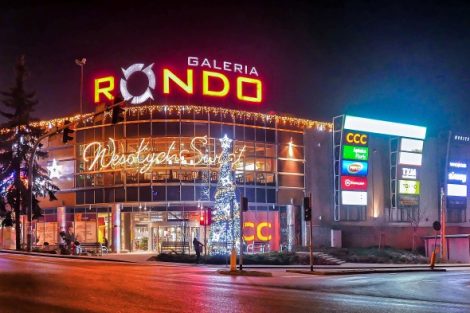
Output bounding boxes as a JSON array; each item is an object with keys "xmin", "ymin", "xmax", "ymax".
[{"xmin": 75, "ymin": 58, "xmax": 86, "ymax": 115}]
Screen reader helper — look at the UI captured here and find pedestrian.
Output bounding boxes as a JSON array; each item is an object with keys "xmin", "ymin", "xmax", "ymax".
[{"xmin": 193, "ymin": 237, "xmax": 204, "ymax": 263}]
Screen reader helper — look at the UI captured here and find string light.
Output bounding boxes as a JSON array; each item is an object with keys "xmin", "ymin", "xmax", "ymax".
[{"xmin": 0, "ymin": 104, "xmax": 332, "ymax": 134}]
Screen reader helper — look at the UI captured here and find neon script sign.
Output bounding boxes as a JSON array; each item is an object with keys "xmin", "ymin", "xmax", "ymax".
[
  {"xmin": 82, "ymin": 136, "xmax": 246, "ymax": 174},
  {"xmin": 94, "ymin": 57, "xmax": 262, "ymax": 105}
]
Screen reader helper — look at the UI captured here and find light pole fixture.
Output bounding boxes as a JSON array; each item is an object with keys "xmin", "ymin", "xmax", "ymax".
[{"xmin": 75, "ymin": 58, "xmax": 87, "ymax": 115}]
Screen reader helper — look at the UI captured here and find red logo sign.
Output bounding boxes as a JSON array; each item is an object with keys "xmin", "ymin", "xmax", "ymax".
[
  {"xmin": 93, "ymin": 57, "xmax": 263, "ymax": 106},
  {"xmin": 242, "ymin": 211, "xmax": 280, "ymax": 251},
  {"xmin": 341, "ymin": 176, "xmax": 368, "ymax": 191}
]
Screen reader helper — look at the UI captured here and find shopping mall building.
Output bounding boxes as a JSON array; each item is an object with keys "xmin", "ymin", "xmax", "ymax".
[
  {"xmin": 1, "ymin": 57, "xmax": 470, "ymax": 254},
  {"xmin": 9, "ymin": 104, "xmax": 328, "ymax": 254}
]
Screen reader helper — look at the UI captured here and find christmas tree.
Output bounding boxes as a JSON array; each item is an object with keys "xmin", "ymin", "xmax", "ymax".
[
  {"xmin": 0, "ymin": 56, "xmax": 59, "ymax": 250},
  {"xmin": 209, "ymin": 135, "xmax": 240, "ymax": 254}
]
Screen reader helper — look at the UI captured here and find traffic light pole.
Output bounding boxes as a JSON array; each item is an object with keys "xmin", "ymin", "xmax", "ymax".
[
  {"xmin": 239, "ymin": 200, "xmax": 244, "ymax": 271},
  {"xmin": 204, "ymin": 220, "xmax": 207, "ymax": 257},
  {"xmin": 26, "ymin": 101, "xmax": 126, "ymax": 252},
  {"xmin": 308, "ymin": 194, "xmax": 313, "ymax": 272}
]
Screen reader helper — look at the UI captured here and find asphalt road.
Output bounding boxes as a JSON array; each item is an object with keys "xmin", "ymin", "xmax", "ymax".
[{"xmin": 0, "ymin": 254, "xmax": 469, "ymax": 313}]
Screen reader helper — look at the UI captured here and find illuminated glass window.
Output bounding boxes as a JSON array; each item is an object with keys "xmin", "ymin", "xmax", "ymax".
[
  {"xmin": 139, "ymin": 123, "xmax": 151, "ymax": 137},
  {"xmin": 245, "ymin": 127, "xmax": 255, "ymax": 140},
  {"xmin": 235, "ymin": 126, "xmax": 244, "ymax": 139}
]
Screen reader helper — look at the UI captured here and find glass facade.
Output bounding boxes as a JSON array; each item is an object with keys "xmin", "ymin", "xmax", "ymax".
[{"xmin": 34, "ymin": 105, "xmax": 309, "ymax": 253}]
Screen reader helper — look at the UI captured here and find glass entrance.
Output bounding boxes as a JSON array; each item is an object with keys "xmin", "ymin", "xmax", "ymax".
[
  {"xmin": 134, "ymin": 224, "xmax": 149, "ymax": 251},
  {"xmin": 151, "ymin": 225, "xmax": 199, "ymax": 254}
]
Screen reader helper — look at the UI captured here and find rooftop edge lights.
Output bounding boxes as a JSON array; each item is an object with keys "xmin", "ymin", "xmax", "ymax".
[
  {"xmin": 0, "ymin": 105, "xmax": 332, "ymax": 134},
  {"xmin": 344, "ymin": 115, "xmax": 427, "ymax": 140}
]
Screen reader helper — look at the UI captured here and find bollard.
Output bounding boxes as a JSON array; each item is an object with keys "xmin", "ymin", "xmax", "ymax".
[
  {"xmin": 230, "ymin": 247, "xmax": 237, "ymax": 271},
  {"xmin": 430, "ymin": 251, "xmax": 436, "ymax": 270}
]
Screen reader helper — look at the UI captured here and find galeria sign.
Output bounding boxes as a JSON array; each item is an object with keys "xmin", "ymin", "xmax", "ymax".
[{"xmin": 94, "ymin": 56, "xmax": 262, "ymax": 105}]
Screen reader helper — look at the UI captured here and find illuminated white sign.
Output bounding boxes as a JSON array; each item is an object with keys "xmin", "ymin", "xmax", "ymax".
[
  {"xmin": 82, "ymin": 136, "xmax": 246, "ymax": 174},
  {"xmin": 400, "ymin": 138, "xmax": 423, "ymax": 153},
  {"xmin": 454, "ymin": 135, "xmax": 470, "ymax": 142},
  {"xmin": 341, "ymin": 191, "xmax": 367, "ymax": 206},
  {"xmin": 344, "ymin": 116, "xmax": 426, "ymax": 140},
  {"xmin": 447, "ymin": 184, "xmax": 467, "ymax": 197},
  {"xmin": 188, "ymin": 56, "xmax": 259, "ymax": 76},
  {"xmin": 401, "ymin": 167, "xmax": 417, "ymax": 180},
  {"xmin": 399, "ymin": 152, "xmax": 422, "ymax": 166},
  {"xmin": 448, "ymin": 172, "xmax": 467, "ymax": 184},
  {"xmin": 120, "ymin": 63, "xmax": 156, "ymax": 104},
  {"xmin": 449, "ymin": 162, "xmax": 467, "ymax": 169}
]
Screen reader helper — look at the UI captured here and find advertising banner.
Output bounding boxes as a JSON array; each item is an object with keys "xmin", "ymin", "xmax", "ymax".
[
  {"xmin": 342, "ymin": 145, "xmax": 369, "ymax": 161},
  {"xmin": 343, "ymin": 115, "xmax": 427, "ymax": 140},
  {"xmin": 343, "ymin": 132, "xmax": 368, "ymax": 146},
  {"xmin": 452, "ymin": 134, "xmax": 470, "ymax": 144},
  {"xmin": 399, "ymin": 180, "xmax": 421, "ymax": 195},
  {"xmin": 341, "ymin": 176, "xmax": 368, "ymax": 191},
  {"xmin": 447, "ymin": 196, "xmax": 467, "ymax": 209},
  {"xmin": 44, "ymin": 222, "xmax": 58, "ymax": 245},
  {"xmin": 447, "ymin": 184, "xmax": 467, "ymax": 197},
  {"xmin": 449, "ymin": 161, "xmax": 467, "ymax": 169},
  {"xmin": 399, "ymin": 166, "xmax": 419, "ymax": 180},
  {"xmin": 341, "ymin": 191, "xmax": 368, "ymax": 205},
  {"xmin": 399, "ymin": 152, "xmax": 422, "ymax": 166},
  {"xmin": 399, "ymin": 195, "xmax": 420, "ymax": 207},
  {"xmin": 341, "ymin": 160, "xmax": 368, "ymax": 176},
  {"xmin": 400, "ymin": 138, "xmax": 424, "ymax": 153},
  {"xmin": 242, "ymin": 211, "xmax": 280, "ymax": 251},
  {"xmin": 448, "ymin": 171, "xmax": 467, "ymax": 184}
]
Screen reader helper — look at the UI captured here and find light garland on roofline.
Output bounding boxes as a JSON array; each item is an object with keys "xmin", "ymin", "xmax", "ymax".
[{"xmin": 1, "ymin": 104, "xmax": 332, "ymax": 133}]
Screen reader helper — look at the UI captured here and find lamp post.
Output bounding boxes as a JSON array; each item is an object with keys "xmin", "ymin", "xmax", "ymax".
[{"xmin": 75, "ymin": 58, "xmax": 86, "ymax": 115}]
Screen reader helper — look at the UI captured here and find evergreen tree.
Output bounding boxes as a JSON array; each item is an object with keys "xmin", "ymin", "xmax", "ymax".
[
  {"xmin": 209, "ymin": 135, "xmax": 240, "ymax": 254},
  {"xmin": 0, "ymin": 56, "xmax": 59, "ymax": 250}
]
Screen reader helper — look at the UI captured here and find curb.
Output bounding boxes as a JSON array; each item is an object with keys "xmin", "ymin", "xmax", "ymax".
[
  {"xmin": 0, "ymin": 249, "xmax": 135, "ymax": 263},
  {"xmin": 240, "ymin": 263, "xmax": 470, "ymax": 269},
  {"xmin": 217, "ymin": 269, "xmax": 272, "ymax": 277},
  {"xmin": 286, "ymin": 268, "xmax": 447, "ymax": 275}
]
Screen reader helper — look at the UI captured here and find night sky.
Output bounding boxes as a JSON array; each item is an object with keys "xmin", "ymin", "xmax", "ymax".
[{"xmin": 1, "ymin": 1, "xmax": 469, "ymax": 135}]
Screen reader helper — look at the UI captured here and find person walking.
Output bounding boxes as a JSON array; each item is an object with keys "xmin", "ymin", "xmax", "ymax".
[{"xmin": 193, "ymin": 237, "xmax": 204, "ymax": 263}]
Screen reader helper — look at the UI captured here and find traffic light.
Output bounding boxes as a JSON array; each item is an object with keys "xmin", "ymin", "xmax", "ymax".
[
  {"xmin": 62, "ymin": 120, "xmax": 74, "ymax": 143},
  {"xmin": 241, "ymin": 196, "xmax": 248, "ymax": 212},
  {"xmin": 199, "ymin": 211, "xmax": 205, "ymax": 226},
  {"xmin": 200, "ymin": 208, "xmax": 212, "ymax": 226},
  {"xmin": 304, "ymin": 196, "xmax": 312, "ymax": 221},
  {"xmin": 112, "ymin": 105, "xmax": 125, "ymax": 124},
  {"xmin": 110, "ymin": 96, "xmax": 125, "ymax": 124}
]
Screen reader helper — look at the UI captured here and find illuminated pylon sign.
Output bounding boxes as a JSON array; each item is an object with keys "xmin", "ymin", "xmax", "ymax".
[
  {"xmin": 47, "ymin": 159, "xmax": 62, "ymax": 179},
  {"xmin": 120, "ymin": 63, "xmax": 156, "ymax": 104}
]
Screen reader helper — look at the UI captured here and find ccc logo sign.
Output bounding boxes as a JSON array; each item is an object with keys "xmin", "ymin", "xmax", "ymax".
[{"xmin": 345, "ymin": 133, "xmax": 368, "ymax": 145}]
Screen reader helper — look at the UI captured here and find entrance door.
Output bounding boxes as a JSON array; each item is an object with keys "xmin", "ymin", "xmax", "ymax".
[
  {"xmin": 154, "ymin": 225, "xmax": 192, "ymax": 254},
  {"xmin": 134, "ymin": 224, "xmax": 149, "ymax": 251},
  {"xmin": 151, "ymin": 227, "xmax": 159, "ymax": 252}
]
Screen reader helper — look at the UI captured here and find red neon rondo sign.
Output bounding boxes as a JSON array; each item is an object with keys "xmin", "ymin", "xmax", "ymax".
[{"xmin": 94, "ymin": 57, "xmax": 263, "ymax": 105}]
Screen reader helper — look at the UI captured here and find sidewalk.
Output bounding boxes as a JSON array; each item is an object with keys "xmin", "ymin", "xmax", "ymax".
[
  {"xmin": 243, "ymin": 262, "xmax": 470, "ymax": 269},
  {"xmin": 2, "ymin": 249, "xmax": 469, "ymax": 270},
  {"xmin": 0, "ymin": 249, "xmax": 148, "ymax": 263}
]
